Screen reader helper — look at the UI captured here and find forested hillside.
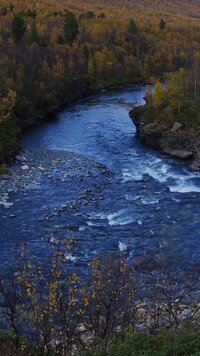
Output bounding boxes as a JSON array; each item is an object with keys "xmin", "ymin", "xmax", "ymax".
[
  {"xmin": 0, "ymin": 0, "xmax": 199, "ymax": 163},
  {"xmin": 69, "ymin": 0, "xmax": 200, "ymax": 26}
]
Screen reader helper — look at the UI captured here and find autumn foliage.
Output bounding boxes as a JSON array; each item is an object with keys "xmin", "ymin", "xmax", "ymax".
[
  {"xmin": 0, "ymin": 0, "xmax": 200, "ymax": 162},
  {"xmin": 0, "ymin": 236, "xmax": 199, "ymax": 354}
]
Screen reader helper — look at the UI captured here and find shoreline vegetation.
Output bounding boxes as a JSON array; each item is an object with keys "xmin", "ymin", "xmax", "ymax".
[{"xmin": 129, "ymin": 68, "xmax": 200, "ymax": 171}]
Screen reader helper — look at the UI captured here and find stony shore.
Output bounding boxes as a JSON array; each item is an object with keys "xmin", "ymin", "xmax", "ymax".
[
  {"xmin": 129, "ymin": 106, "xmax": 200, "ymax": 171},
  {"xmin": 0, "ymin": 149, "xmax": 112, "ymax": 227}
]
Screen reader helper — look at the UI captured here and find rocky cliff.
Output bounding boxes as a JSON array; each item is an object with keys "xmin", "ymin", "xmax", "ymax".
[{"xmin": 129, "ymin": 106, "xmax": 200, "ymax": 171}]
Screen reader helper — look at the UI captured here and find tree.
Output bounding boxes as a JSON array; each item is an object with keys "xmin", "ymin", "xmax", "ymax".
[
  {"xmin": 63, "ymin": 11, "xmax": 79, "ymax": 45},
  {"xmin": 98, "ymin": 12, "xmax": 106, "ymax": 19},
  {"xmin": 159, "ymin": 19, "xmax": 166, "ymax": 30},
  {"xmin": 0, "ymin": 90, "xmax": 16, "ymax": 123},
  {"xmin": 165, "ymin": 68, "xmax": 185, "ymax": 118},
  {"xmin": 85, "ymin": 11, "xmax": 95, "ymax": 19},
  {"xmin": 193, "ymin": 52, "xmax": 200, "ymax": 100},
  {"xmin": 27, "ymin": 26, "xmax": 40, "ymax": 45},
  {"xmin": 127, "ymin": 19, "xmax": 138, "ymax": 35},
  {"xmin": 57, "ymin": 34, "xmax": 65, "ymax": 45},
  {"xmin": 11, "ymin": 15, "xmax": 26, "ymax": 42},
  {"xmin": 152, "ymin": 80, "xmax": 165, "ymax": 110},
  {"xmin": 1, "ymin": 5, "xmax": 7, "ymax": 16},
  {"xmin": 83, "ymin": 44, "xmax": 90, "ymax": 60}
]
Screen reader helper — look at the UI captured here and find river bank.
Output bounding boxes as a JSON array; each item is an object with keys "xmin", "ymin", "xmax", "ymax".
[
  {"xmin": 0, "ymin": 78, "xmax": 94, "ymax": 165},
  {"xmin": 0, "ymin": 80, "xmax": 145, "ymax": 166},
  {"xmin": 129, "ymin": 106, "xmax": 200, "ymax": 171}
]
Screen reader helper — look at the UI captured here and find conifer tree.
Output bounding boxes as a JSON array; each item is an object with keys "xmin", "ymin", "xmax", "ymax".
[
  {"xmin": 63, "ymin": 11, "xmax": 79, "ymax": 45},
  {"xmin": 159, "ymin": 19, "xmax": 166, "ymax": 30},
  {"xmin": 11, "ymin": 15, "xmax": 26, "ymax": 42},
  {"xmin": 127, "ymin": 19, "xmax": 138, "ymax": 35}
]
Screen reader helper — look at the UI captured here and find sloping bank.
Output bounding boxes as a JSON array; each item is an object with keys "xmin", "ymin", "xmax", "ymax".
[
  {"xmin": 0, "ymin": 78, "xmax": 92, "ymax": 165},
  {"xmin": 129, "ymin": 105, "xmax": 200, "ymax": 171}
]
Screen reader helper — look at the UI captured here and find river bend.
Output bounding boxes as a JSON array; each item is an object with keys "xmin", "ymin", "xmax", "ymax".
[{"xmin": 0, "ymin": 86, "xmax": 200, "ymax": 274}]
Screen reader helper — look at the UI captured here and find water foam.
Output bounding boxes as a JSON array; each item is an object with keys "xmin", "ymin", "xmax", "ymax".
[
  {"xmin": 122, "ymin": 169, "xmax": 143, "ymax": 182},
  {"xmin": 64, "ymin": 253, "xmax": 78, "ymax": 262},
  {"xmin": 169, "ymin": 183, "xmax": 200, "ymax": 193},
  {"xmin": 119, "ymin": 241, "xmax": 128, "ymax": 252},
  {"xmin": 89, "ymin": 210, "xmax": 135, "ymax": 227},
  {"xmin": 79, "ymin": 226, "xmax": 87, "ymax": 231},
  {"xmin": 123, "ymin": 153, "xmax": 200, "ymax": 194},
  {"xmin": 125, "ymin": 194, "xmax": 142, "ymax": 202},
  {"xmin": 87, "ymin": 221, "xmax": 100, "ymax": 227},
  {"xmin": 140, "ymin": 197, "xmax": 160, "ymax": 205},
  {"xmin": 107, "ymin": 210, "xmax": 135, "ymax": 226}
]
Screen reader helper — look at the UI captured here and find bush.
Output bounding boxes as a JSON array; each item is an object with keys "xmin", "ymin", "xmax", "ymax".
[{"xmin": 107, "ymin": 329, "xmax": 200, "ymax": 356}]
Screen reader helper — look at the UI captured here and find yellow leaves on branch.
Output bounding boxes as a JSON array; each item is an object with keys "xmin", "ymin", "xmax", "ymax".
[
  {"xmin": 26, "ymin": 288, "xmax": 32, "ymax": 297},
  {"xmin": 76, "ymin": 308, "xmax": 84, "ymax": 315},
  {"xmin": 82, "ymin": 297, "xmax": 89, "ymax": 307},
  {"xmin": 0, "ymin": 90, "xmax": 16, "ymax": 123},
  {"xmin": 152, "ymin": 80, "xmax": 165, "ymax": 110},
  {"xmin": 69, "ymin": 273, "xmax": 79, "ymax": 283},
  {"xmin": 152, "ymin": 69, "xmax": 185, "ymax": 118},
  {"xmin": 52, "ymin": 56, "xmax": 65, "ymax": 80}
]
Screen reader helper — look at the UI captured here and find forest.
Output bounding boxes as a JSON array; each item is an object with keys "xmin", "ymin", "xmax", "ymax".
[{"xmin": 0, "ymin": 0, "xmax": 200, "ymax": 164}]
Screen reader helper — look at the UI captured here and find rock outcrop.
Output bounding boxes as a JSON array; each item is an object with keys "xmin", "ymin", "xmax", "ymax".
[{"xmin": 129, "ymin": 106, "xmax": 200, "ymax": 171}]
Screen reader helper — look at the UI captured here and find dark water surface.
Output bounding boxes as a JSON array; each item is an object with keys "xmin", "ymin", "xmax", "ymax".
[{"xmin": 1, "ymin": 86, "xmax": 200, "ymax": 273}]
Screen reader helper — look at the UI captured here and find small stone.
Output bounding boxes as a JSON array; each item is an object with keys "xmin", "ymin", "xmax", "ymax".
[
  {"xmin": 171, "ymin": 122, "xmax": 183, "ymax": 132},
  {"xmin": 81, "ymin": 200, "xmax": 90, "ymax": 206},
  {"xmin": 0, "ymin": 174, "xmax": 10, "ymax": 179},
  {"xmin": 162, "ymin": 148, "xmax": 193, "ymax": 159},
  {"xmin": 16, "ymin": 155, "xmax": 27, "ymax": 162},
  {"xmin": 21, "ymin": 165, "xmax": 29, "ymax": 170}
]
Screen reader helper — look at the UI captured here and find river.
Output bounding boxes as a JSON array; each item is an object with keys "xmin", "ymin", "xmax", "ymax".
[{"xmin": 0, "ymin": 85, "xmax": 200, "ymax": 274}]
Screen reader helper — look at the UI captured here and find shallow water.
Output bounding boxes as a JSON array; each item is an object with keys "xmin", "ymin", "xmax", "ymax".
[{"xmin": 1, "ymin": 86, "xmax": 200, "ymax": 273}]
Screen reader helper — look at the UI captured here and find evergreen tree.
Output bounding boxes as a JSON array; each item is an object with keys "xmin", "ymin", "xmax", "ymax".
[
  {"xmin": 98, "ymin": 12, "xmax": 105, "ymax": 19},
  {"xmin": 57, "ymin": 34, "xmax": 65, "ymax": 45},
  {"xmin": 11, "ymin": 15, "xmax": 26, "ymax": 42},
  {"xmin": 1, "ymin": 6, "xmax": 7, "ymax": 16},
  {"xmin": 127, "ymin": 19, "xmax": 138, "ymax": 35},
  {"xmin": 83, "ymin": 44, "xmax": 90, "ymax": 60},
  {"xmin": 85, "ymin": 11, "xmax": 95, "ymax": 19},
  {"xmin": 63, "ymin": 11, "xmax": 79, "ymax": 45},
  {"xmin": 159, "ymin": 19, "xmax": 166, "ymax": 30},
  {"xmin": 27, "ymin": 26, "xmax": 40, "ymax": 45}
]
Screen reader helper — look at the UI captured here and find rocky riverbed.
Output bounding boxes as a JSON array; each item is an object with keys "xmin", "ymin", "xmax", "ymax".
[{"xmin": 0, "ymin": 149, "xmax": 113, "ymax": 244}]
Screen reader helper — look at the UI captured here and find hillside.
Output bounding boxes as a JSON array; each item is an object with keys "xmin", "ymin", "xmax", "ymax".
[
  {"xmin": 0, "ymin": 0, "xmax": 199, "ymax": 164},
  {"xmin": 64, "ymin": 0, "xmax": 200, "ymax": 27}
]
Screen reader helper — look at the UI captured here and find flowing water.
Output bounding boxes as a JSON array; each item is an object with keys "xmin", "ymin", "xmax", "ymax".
[{"xmin": 1, "ymin": 86, "xmax": 200, "ymax": 273}]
